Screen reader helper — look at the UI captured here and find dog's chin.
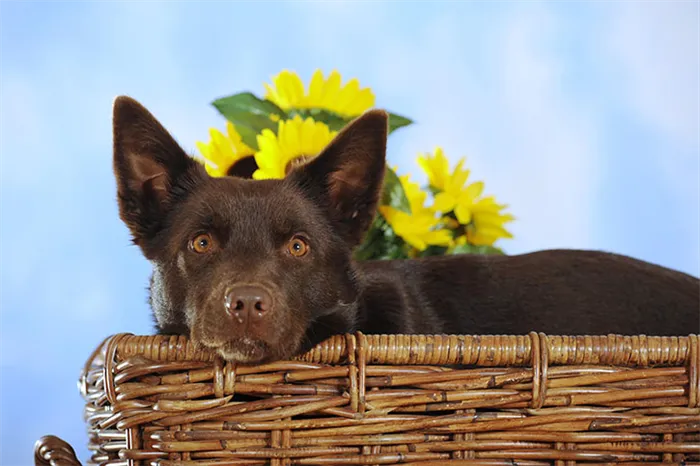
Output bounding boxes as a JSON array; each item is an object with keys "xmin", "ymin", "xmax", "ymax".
[{"xmin": 213, "ymin": 338, "xmax": 273, "ymax": 364}]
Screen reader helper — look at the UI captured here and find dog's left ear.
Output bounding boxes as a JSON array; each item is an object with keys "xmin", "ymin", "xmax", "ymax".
[
  {"xmin": 112, "ymin": 96, "xmax": 205, "ymax": 253},
  {"xmin": 287, "ymin": 110, "xmax": 388, "ymax": 246}
]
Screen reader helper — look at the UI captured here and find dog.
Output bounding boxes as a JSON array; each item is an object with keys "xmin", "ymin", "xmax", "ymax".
[{"xmin": 112, "ymin": 96, "xmax": 700, "ymax": 364}]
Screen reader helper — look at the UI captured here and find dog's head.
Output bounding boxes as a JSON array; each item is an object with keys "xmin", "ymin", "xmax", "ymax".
[{"xmin": 112, "ymin": 96, "xmax": 387, "ymax": 363}]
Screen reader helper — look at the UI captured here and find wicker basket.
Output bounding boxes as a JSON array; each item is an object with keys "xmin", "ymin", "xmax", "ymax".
[{"xmin": 34, "ymin": 332, "xmax": 700, "ymax": 466}]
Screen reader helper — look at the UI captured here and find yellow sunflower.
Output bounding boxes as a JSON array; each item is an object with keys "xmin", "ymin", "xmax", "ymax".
[
  {"xmin": 458, "ymin": 196, "xmax": 515, "ymax": 246},
  {"xmin": 418, "ymin": 147, "xmax": 485, "ymax": 224},
  {"xmin": 264, "ymin": 69, "xmax": 375, "ymax": 118},
  {"xmin": 196, "ymin": 121, "xmax": 255, "ymax": 177},
  {"xmin": 253, "ymin": 115, "xmax": 338, "ymax": 180},
  {"xmin": 379, "ymin": 172, "xmax": 452, "ymax": 251},
  {"xmin": 417, "ymin": 146, "xmax": 451, "ymax": 192},
  {"xmin": 398, "ymin": 172, "xmax": 430, "ymax": 215},
  {"xmin": 419, "ymin": 147, "xmax": 514, "ymax": 247}
]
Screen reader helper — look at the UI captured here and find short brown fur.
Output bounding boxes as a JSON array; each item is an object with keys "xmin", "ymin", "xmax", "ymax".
[{"xmin": 112, "ymin": 96, "xmax": 700, "ymax": 363}]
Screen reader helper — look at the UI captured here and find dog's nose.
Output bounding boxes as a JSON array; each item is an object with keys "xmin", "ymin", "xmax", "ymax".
[{"xmin": 224, "ymin": 285, "xmax": 272, "ymax": 324}]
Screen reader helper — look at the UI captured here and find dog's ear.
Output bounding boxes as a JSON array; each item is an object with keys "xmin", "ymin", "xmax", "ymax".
[
  {"xmin": 112, "ymin": 96, "xmax": 205, "ymax": 252},
  {"xmin": 287, "ymin": 109, "xmax": 388, "ymax": 246}
]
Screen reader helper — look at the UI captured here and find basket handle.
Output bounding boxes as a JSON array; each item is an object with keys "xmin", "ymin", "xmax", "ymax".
[{"xmin": 34, "ymin": 435, "xmax": 82, "ymax": 466}]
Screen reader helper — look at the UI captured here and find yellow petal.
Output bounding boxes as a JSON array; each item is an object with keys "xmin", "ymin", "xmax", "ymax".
[
  {"xmin": 300, "ymin": 117, "xmax": 316, "ymax": 155},
  {"xmin": 210, "ymin": 128, "xmax": 235, "ymax": 166},
  {"xmin": 335, "ymin": 78, "xmax": 359, "ymax": 114},
  {"xmin": 461, "ymin": 181, "xmax": 484, "ymax": 202},
  {"xmin": 454, "ymin": 203, "xmax": 472, "ymax": 224},
  {"xmin": 416, "ymin": 156, "xmax": 434, "ymax": 185},
  {"xmin": 451, "ymin": 170, "xmax": 470, "ymax": 196},
  {"xmin": 474, "ymin": 212, "xmax": 515, "ymax": 227},
  {"xmin": 417, "ymin": 147, "xmax": 451, "ymax": 191},
  {"xmin": 432, "ymin": 192, "xmax": 456, "ymax": 213},
  {"xmin": 307, "ymin": 69, "xmax": 325, "ymax": 106},
  {"xmin": 422, "ymin": 229, "xmax": 453, "ymax": 247},
  {"xmin": 265, "ymin": 69, "xmax": 375, "ymax": 117},
  {"xmin": 276, "ymin": 71, "xmax": 293, "ymax": 108},
  {"xmin": 349, "ymin": 88, "xmax": 375, "ymax": 115},
  {"xmin": 310, "ymin": 120, "xmax": 327, "ymax": 154},
  {"xmin": 409, "ymin": 237, "xmax": 428, "ymax": 251},
  {"xmin": 273, "ymin": 73, "xmax": 290, "ymax": 108},
  {"xmin": 196, "ymin": 141, "xmax": 212, "ymax": 162},
  {"xmin": 252, "ymin": 169, "xmax": 272, "ymax": 180},
  {"xmin": 378, "ymin": 205, "xmax": 401, "ymax": 228},
  {"xmin": 290, "ymin": 72, "xmax": 306, "ymax": 106},
  {"xmin": 204, "ymin": 164, "xmax": 218, "ymax": 177},
  {"xmin": 399, "ymin": 174, "xmax": 427, "ymax": 212},
  {"xmin": 434, "ymin": 148, "xmax": 450, "ymax": 190},
  {"xmin": 255, "ymin": 130, "xmax": 281, "ymax": 171},
  {"xmin": 283, "ymin": 117, "xmax": 302, "ymax": 163},
  {"xmin": 263, "ymin": 83, "xmax": 282, "ymax": 108},
  {"xmin": 321, "ymin": 70, "xmax": 342, "ymax": 107},
  {"xmin": 476, "ymin": 224, "xmax": 513, "ymax": 238},
  {"xmin": 467, "ymin": 231, "xmax": 497, "ymax": 246}
]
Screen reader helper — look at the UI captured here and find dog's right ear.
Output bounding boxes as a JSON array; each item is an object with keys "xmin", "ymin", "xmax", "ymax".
[
  {"xmin": 112, "ymin": 96, "xmax": 204, "ymax": 252},
  {"xmin": 286, "ymin": 109, "xmax": 388, "ymax": 246}
]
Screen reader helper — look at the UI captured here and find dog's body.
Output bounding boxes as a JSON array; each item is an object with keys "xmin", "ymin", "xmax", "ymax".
[
  {"xmin": 112, "ymin": 96, "xmax": 700, "ymax": 363},
  {"xmin": 352, "ymin": 251, "xmax": 698, "ymax": 338}
]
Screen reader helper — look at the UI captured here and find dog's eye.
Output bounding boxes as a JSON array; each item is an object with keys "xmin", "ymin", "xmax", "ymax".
[
  {"xmin": 287, "ymin": 236, "xmax": 309, "ymax": 257},
  {"xmin": 190, "ymin": 233, "xmax": 215, "ymax": 254}
]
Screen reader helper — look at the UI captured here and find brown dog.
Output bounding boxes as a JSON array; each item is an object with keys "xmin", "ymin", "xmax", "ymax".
[{"xmin": 112, "ymin": 96, "xmax": 700, "ymax": 363}]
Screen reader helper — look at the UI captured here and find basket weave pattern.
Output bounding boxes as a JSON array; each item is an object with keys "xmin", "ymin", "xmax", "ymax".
[{"xmin": 42, "ymin": 332, "xmax": 700, "ymax": 465}]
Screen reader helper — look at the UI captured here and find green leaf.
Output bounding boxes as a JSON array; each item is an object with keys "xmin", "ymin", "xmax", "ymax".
[
  {"xmin": 381, "ymin": 167, "xmax": 411, "ymax": 213},
  {"xmin": 450, "ymin": 243, "xmax": 506, "ymax": 256},
  {"xmin": 288, "ymin": 108, "xmax": 413, "ymax": 136},
  {"xmin": 388, "ymin": 112, "xmax": 413, "ymax": 134},
  {"xmin": 211, "ymin": 95, "xmax": 414, "ymax": 150},
  {"xmin": 473, "ymin": 245, "xmax": 505, "ymax": 255},
  {"xmin": 231, "ymin": 125, "xmax": 263, "ymax": 151},
  {"xmin": 211, "ymin": 93, "xmax": 285, "ymax": 149},
  {"xmin": 354, "ymin": 213, "xmax": 415, "ymax": 261},
  {"xmin": 418, "ymin": 245, "xmax": 450, "ymax": 258},
  {"xmin": 353, "ymin": 215, "xmax": 385, "ymax": 261},
  {"xmin": 286, "ymin": 108, "xmax": 348, "ymax": 132},
  {"xmin": 448, "ymin": 244, "xmax": 473, "ymax": 255},
  {"xmin": 426, "ymin": 185, "xmax": 441, "ymax": 197},
  {"xmin": 386, "ymin": 242, "xmax": 410, "ymax": 260}
]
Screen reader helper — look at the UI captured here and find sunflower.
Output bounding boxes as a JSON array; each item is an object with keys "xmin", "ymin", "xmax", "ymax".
[
  {"xmin": 398, "ymin": 172, "xmax": 430, "ymax": 215},
  {"xmin": 253, "ymin": 115, "xmax": 338, "ymax": 180},
  {"xmin": 379, "ymin": 172, "xmax": 452, "ymax": 251},
  {"xmin": 461, "ymin": 197, "xmax": 515, "ymax": 246},
  {"xmin": 418, "ymin": 147, "xmax": 514, "ymax": 246},
  {"xmin": 418, "ymin": 147, "xmax": 484, "ymax": 224},
  {"xmin": 417, "ymin": 146, "xmax": 451, "ymax": 192},
  {"xmin": 196, "ymin": 121, "xmax": 255, "ymax": 178},
  {"xmin": 264, "ymin": 69, "xmax": 375, "ymax": 118}
]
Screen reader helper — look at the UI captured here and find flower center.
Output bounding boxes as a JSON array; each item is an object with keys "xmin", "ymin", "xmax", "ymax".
[
  {"xmin": 227, "ymin": 156, "xmax": 258, "ymax": 179},
  {"xmin": 284, "ymin": 154, "xmax": 314, "ymax": 175}
]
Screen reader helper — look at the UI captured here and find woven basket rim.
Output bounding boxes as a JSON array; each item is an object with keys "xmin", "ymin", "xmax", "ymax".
[{"xmin": 82, "ymin": 332, "xmax": 699, "ymax": 375}]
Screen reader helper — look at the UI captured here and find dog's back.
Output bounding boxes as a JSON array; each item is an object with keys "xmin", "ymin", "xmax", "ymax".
[{"xmin": 355, "ymin": 249, "xmax": 699, "ymax": 336}]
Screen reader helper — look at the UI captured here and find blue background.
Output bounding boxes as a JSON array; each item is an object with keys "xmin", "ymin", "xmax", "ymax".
[{"xmin": 1, "ymin": 2, "xmax": 698, "ymax": 464}]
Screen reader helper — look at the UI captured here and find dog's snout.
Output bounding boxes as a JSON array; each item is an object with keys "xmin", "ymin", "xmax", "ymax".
[{"xmin": 224, "ymin": 285, "xmax": 272, "ymax": 324}]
